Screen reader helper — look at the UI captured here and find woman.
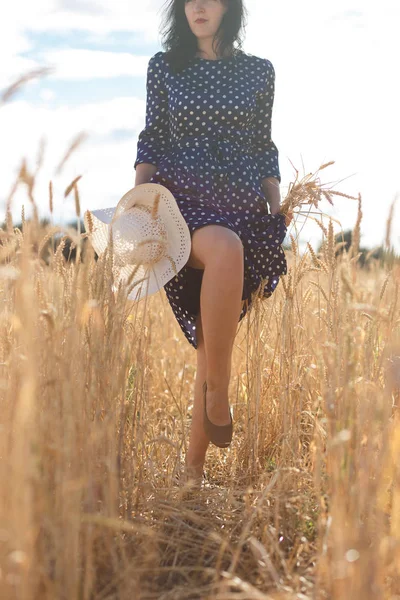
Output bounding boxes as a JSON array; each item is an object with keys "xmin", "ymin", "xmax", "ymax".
[{"xmin": 134, "ymin": 0, "xmax": 291, "ymax": 482}]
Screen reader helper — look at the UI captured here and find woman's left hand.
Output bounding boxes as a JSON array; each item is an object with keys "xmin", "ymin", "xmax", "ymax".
[
  {"xmin": 268, "ymin": 197, "xmax": 281, "ymax": 216},
  {"xmin": 284, "ymin": 210, "xmax": 294, "ymax": 227},
  {"xmin": 269, "ymin": 200, "xmax": 293, "ymax": 227}
]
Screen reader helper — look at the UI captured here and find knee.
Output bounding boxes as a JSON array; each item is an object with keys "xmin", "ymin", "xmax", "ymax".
[
  {"xmin": 220, "ymin": 230, "xmax": 243, "ymax": 253},
  {"xmin": 211, "ymin": 228, "xmax": 244, "ymax": 264},
  {"xmin": 190, "ymin": 225, "xmax": 243, "ymax": 270}
]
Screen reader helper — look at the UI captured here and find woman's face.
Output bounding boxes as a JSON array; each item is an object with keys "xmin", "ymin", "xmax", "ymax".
[{"xmin": 184, "ymin": 0, "xmax": 228, "ymax": 42}]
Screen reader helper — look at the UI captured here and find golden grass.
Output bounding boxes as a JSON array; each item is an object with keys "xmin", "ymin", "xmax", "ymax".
[{"xmin": 1, "ymin": 72, "xmax": 400, "ymax": 600}]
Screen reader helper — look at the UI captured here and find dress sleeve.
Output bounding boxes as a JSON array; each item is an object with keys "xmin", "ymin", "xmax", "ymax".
[
  {"xmin": 134, "ymin": 52, "xmax": 170, "ymax": 170},
  {"xmin": 251, "ymin": 59, "xmax": 281, "ymax": 184}
]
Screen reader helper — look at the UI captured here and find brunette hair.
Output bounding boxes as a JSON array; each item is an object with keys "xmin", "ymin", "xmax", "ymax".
[{"xmin": 159, "ymin": 0, "xmax": 248, "ymax": 73}]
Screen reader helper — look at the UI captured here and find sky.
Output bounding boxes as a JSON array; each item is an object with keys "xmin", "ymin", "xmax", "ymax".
[{"xmin": 1, "ymin": 0, "xmax": 399, "ymax": 253}]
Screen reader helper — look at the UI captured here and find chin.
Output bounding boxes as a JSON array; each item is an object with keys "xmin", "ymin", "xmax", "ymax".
[{"xmin": 197, "ymin": 32, "xmax": 214, "ymax": 38}]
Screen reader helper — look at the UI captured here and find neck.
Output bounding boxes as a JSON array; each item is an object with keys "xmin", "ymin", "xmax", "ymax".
[{"xmin": 196, "ymin": 40, "xmax": 233, "ymax": 60}]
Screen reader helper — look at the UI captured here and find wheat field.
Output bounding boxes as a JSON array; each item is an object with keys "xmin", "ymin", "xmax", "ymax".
[{"xmin": 1, "ymin": 73, "xmax": 400, "ymax": 600}]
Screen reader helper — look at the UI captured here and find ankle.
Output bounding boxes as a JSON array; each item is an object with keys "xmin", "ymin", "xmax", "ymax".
[
  {"xmin": 186, "ymin": 456, "xmax": 205, "ymax": 472},
  {"xmin": 185, "ymin": 462, "xmax": 204, "ymax": 480},
  {"xmin": 205, "ymin": 377, "xmax": 230, "ymax": 393}
]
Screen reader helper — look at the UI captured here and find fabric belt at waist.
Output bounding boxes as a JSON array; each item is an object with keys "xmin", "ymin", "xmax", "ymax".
[{"xmin": 171, "ymin": 131, "xmax": 254, "ymax": 180}]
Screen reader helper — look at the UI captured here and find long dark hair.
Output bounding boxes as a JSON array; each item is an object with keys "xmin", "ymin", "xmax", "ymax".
[{"xmin": 159, "ymin": 0, "xmax": 248, "ymax": 74}]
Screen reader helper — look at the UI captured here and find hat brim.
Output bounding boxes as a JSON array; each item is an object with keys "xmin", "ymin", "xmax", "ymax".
[{"xmin": 84, "ymin": 183, "xmax": 191, "ymax": 301}]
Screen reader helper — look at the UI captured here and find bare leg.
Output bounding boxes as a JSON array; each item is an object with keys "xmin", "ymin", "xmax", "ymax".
[
  {"xmin": 184, "ymin": 225, "xmax": 244, "ymax": 480},
  {"xmin": 185, "ymin": 313, "xmax": 209, "ymax": 480},
  {"xmin": 185, "ymin": 296, "xmax": 246, "ymax": 479},
  {"xmin": 200, "ymin": 229, "xmax": 244, "ymax": 426}
]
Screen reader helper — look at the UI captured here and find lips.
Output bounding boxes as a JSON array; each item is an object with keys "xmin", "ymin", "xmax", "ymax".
[{"xmin": 195, "ymin": 19, "xmax": 207, "ymax": 23}]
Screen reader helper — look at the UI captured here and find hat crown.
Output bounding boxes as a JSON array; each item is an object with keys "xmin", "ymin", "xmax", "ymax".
[
  {"xmin": 111, "ymin": 205, "xmax": 168, "ymax": 267},
  {"xmin": 84, "ymin": 183, "xmax": 191, "ymax": 302}
]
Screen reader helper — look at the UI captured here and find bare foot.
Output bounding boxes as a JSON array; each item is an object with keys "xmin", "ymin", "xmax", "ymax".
[
  {"xmin": 205, "ymin": 385, "xmax": 231, "ymax": 426},
  {"xmin": 181, "ymin": 465, "xmax": 203, "ymax": 493}
]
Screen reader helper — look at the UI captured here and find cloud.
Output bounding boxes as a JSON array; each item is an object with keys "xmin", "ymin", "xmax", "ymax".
[
  {"xmin": 37, "ymin": 49, "xmax": 149, "ymax": 80},
  {"xmin": 25, "ymin": 1, "xmax": 163, "ymax": 39},
  {"xmin": 57, "ymin": 0, "xmax": 107, "ymax": 16},
  {"xmin": 39, "ymin": 88, "xmax": 56, "ymax": 102},
  {"xmin": 0, "ymin": 95, "xmax": 145, "ymax": 224},
  {"xmin": 0, "ymin": 0, "xmax": 162, "ymax": 88},
  {"xmin": 328, "ymin": 9, "xmax": 365, "ymax": 22},
  {"xmin": 1, "ymin": 0, "xmax": 399, "ymax": 251}
]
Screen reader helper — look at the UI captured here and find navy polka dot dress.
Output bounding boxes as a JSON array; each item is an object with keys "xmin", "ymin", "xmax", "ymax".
[{"xmin": 134, "ymin": 49, "xmax": 287, "ymax": 350}]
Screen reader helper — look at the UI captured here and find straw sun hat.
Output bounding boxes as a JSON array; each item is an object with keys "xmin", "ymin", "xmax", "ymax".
[{"xmin": 83, "ymin": 183, "xmax": 191, "ymax": 302}]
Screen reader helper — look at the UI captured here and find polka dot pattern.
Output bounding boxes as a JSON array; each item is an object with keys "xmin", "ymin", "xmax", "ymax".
[{"xmin": 134, "ymin": 50, "xmax": 288, "ymax": 350}]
